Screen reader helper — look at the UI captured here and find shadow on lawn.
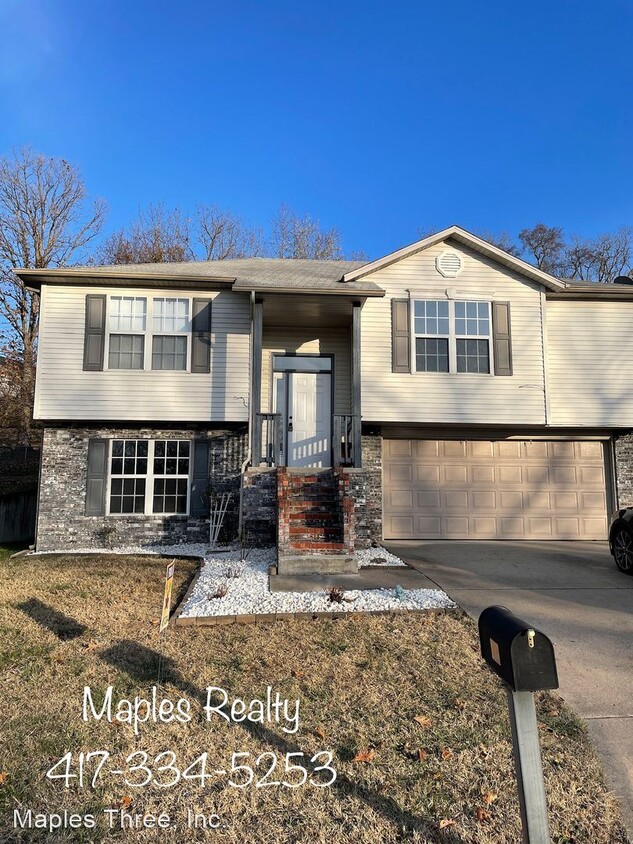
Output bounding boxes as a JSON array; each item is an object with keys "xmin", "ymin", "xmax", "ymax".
[
  {"xmin": 17, "ymin": 603, "xmax": 465, "ymax": 842},
  {"xmin": 100, "ymin": 639, "xmax": 463, "ymax": 841},
  {"xmin": 17, "ymin": 598, "xmax": 87, "ymax": 640}
]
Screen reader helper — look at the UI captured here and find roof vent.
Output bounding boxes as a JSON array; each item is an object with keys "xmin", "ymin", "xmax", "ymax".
[{"xmin": 436, "ymin": 250, "xmax": 463, "ymax": 278}]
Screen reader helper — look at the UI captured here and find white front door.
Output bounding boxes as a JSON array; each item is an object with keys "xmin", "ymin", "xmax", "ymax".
[{"xmin": 287, "ymin": 372, "xmax": 331, "ymax": 467}]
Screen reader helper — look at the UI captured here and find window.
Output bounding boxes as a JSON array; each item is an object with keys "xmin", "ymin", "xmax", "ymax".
[
  {"xmin": 108, "ymin": 439, "xmax": 191, "ymax": 515},
  {"xmin": 152, "ymin": 298, "xmax": 189, "ymax": 370},
  {"xmin": 105, "ymin": 296, "xmax": 192, "ymax": 371},
  {"xmin": 413, "ymin": 299, "xmax": 492, "ymax": 374},
  {"xmin": 108, "ymin": 297, "xmax": 147, "ymax": 370},
  {"xmin": 413, "ymin": 300, "xmax": 450, "ymax": 372},
  {"xmin": 152, "ymin": 440, "xmax": 190, "ymax": 513}
]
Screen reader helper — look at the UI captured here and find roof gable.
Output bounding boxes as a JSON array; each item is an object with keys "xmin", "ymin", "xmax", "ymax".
[{"xmin": 343, "ymin": 225, "xmax": 566, "ymax": 292}]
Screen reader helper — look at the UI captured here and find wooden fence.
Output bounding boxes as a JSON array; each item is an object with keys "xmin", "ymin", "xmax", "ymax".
[{"xmin": 0, "ymin": 489, "xmax": 37, "ymax": 543}]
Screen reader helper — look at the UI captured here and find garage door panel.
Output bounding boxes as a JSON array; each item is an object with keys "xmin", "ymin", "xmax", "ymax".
[
  {"xmin": 383, "ymin": 438, "xmax": 608, "ymax": 540},
  {"xmin": 444, "ymin": 490, "xmax": 469, "ymax": 509}
]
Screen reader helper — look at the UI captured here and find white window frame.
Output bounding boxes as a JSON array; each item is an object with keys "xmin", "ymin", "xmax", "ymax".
[
  {"xmin": 411, "ymin": 298, "xmax": 494, "ymax": 375},
  {"xmin": 106, "ymin": 438, "xmax": 192, "ymax": 517},
  {"xmin": 104, "ymin": 295, "xmax": 192, "ymax": 372}
]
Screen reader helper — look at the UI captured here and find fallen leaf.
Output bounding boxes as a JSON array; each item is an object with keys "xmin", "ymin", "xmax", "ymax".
[
  {"xmin": 453, "ymin": 698, "xmax": 466, "ymax": 711},
  {"xmin": 0, "ymin": 772, "xmax": 8, "ymax": 785},
  {"xmin": 414, "ymin": 715, "xmax": 432, "ymax": 728},
  {"xmin": 475, "ymin": 807, "xmax": 490, "ymax": 822},
  {"xmin": 352, "ymin": 749, "xmax": 375, "ymax": 763},
  {"xmin": 547, "ymin": 709, "xmax": 560, "ymax": 717},
  {"xmin": 113, "ymin": 718, "xmax": 126, "ymax": 728},
  {"xmin": 441, "ymin": 747, "xmax": 453, "ymax": 760},
  {"xmin": 483, "ymin": 791, "xmax": 498, "ymax": 805},
  {"xmin": 439, "ymin": 819, "xmax": 455, "ymax": 829},
  {"xmin": 417, "ymin": 748, "xmax": 428, "ymax": 761},
  {"xmin": 314, "ymin": 726, "xmax": 326, "ymax": 740},
  {"xmin": 118, "ymin": 796, "xmax": 132, "ymax": 809},
  {"xmin": 291, "ymin": 669, "xmax": 305, "ymax": 679},
  {"xmin": 82, "ymin": 641, "xmax": 98, "ymax": 651},
  {"xmin": 150, "ymin": 617, "xmax": 160, "ymax": 624}
]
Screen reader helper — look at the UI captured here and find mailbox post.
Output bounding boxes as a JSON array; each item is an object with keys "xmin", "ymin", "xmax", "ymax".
[{"xmin": 478, "ymin": 606, "xmax": 559, "ymax": 844}]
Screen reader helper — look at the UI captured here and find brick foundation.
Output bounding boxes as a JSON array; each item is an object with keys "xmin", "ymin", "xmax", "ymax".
[
  {"xmin": 242, "ymin": 468, "xmax": 278, "ymax": 547},
  {"xmin": 615, "ymin": 434, "xmax": 633, "ymax": 509},
  {"xmin": 346, "ymin": 430, "xmax": 383, "ymax": 548},
  {"xmin": 36, "ymin": 424, "xmax": 247, "ymax": 552}
]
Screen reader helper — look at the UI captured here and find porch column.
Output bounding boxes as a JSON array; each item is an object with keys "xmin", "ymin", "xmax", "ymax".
[
  {"xmin": 352, "ymin": 301, "xmax": 362, "ymax": 467},
  {"xmin": 251, "ymin": 299, "xmax": 263, "ymax": 466}
]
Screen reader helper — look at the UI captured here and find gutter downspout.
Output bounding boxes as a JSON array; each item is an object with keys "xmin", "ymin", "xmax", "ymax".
[{"xmin": 238, "ymin": 291, "xmax": 255, "ymax": 538}]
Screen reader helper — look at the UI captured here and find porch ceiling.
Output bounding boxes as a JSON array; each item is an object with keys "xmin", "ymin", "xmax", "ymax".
[{"xmin": 260, "ymin": 293, "xmax": 358, "ymax": 327}]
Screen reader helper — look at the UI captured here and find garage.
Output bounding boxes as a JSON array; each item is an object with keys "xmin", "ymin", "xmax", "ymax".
[{"xmin": 383, "ymin": 439, "xmax": 609, "ymax": 540}]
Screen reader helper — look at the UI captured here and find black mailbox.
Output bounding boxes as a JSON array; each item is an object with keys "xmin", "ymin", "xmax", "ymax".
[{"xmin": 478, "ymin": 606, "xmax": 558, "ymax": 692}]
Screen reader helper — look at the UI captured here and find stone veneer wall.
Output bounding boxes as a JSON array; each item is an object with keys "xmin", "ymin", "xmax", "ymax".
[
  {"xmin": 345, "ymin": 429, "xmax": 383, "ymax": 548},
  {"xmin": 36, "ymin": 424, "xmax": 247, "ymax": 552},
  {"xmin": 615, "ymin": 434, "xmax": 633, "ymax": 509},
  {"xmin": 242, "ymin": 468, "xmax": 278, "ymax": 547}
]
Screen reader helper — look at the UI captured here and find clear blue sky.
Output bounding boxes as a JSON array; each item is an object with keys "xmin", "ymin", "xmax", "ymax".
[{"xmin": 1, "ymin": 0, "xmax": 632, "ymax": 259}]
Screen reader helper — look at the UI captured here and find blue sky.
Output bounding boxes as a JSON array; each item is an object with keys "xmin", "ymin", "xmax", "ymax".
[{"xmin": 1, "ymin": 0, "xmax": 632, "ymax": 260}]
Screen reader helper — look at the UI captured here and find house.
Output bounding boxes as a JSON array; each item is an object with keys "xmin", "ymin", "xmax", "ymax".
[{"xmin": 15, "ymin": 226, "xmax": 633, "ymax": 566}]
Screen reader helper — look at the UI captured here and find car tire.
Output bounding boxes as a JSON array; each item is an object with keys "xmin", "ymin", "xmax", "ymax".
[{"xmin": 612, "ymin": 526, "xmax": 633, "ymax": 575}]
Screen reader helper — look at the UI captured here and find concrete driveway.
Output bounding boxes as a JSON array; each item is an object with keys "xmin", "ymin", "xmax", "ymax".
[{"xmin": 385, "ymin": 539, "xmax": 633, "ymax": 834}]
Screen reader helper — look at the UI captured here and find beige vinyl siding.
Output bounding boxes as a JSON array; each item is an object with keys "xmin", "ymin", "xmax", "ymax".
[
  {"xmin": 547, "ymin": 299, "xmax": 633, "ymax": 426},
  {"xmin": 360, "ymin": 239, "xmax": 547, "ymax": 425},
  {"xmin": 261, "ymin": 327, "xmax": 351, "ymax": 415},
  {"xmin": 34, "ymin": 284, "xmax": 250, "ymax": 421}
]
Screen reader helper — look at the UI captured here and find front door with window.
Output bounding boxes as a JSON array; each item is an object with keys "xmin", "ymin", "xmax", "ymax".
[{"xmin": 273, "ymin": 355, "xmax": 332, "ymax": 468}]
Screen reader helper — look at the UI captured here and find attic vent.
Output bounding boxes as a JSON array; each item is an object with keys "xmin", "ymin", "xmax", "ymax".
[{"xmin": 436, "ymin": 250, "xmax": 463, "ymax": 278}]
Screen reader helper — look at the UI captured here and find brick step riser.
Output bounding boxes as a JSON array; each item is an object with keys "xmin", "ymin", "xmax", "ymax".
[
  {"xmin": 288, "ymin": 511, "xmax": 340, "ymax": 521},
  {"xmin": 289, "ymin": 532, "xmax": 344, "ymax": 541},
  {"xmin": 288, "ymin": 541, "xmax": 348, "ymax": 553}
]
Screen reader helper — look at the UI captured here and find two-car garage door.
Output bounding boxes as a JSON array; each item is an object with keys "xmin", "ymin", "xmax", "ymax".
[{"xmin": 383, "ymin": 439, "xmax": 609, "ymax": 540}]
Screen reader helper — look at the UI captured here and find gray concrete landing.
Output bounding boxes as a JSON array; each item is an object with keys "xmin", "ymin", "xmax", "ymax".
[{"xmin": 270, "ymin": 565, "xmax": 438, "ymax": 593}]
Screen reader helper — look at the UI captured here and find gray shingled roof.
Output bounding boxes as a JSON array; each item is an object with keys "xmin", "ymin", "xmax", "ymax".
[{"xmin": 18, "ymin": 257, "xmax": 383, "ymax": 294}]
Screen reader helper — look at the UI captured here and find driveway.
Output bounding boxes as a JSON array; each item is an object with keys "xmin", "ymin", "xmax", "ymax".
[{"xmin": 385, "ymin": 539, "xmax": 633, "ymax": 835}]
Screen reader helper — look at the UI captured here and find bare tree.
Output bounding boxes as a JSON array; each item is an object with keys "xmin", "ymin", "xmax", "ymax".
[
  {"xmin": 270, "ymin": 204, "xmax": 343, "ymax": 259},
  {"xmin": 518, "ymin": 224, "xmax": 566, "ymax": 275},
  {"xmin": 196, "ymin": 205, "xmax": 264, "ymax": 260},
  {"xmin": 98, "ymin": 203, "xmax": 194, "ymax": 265},
  {"xmin": 0, "ymin": 147, "xmax": 105, "ymax": 444},
  {"xmin": 565, "ymin": 229, "xmax": 631, "ymax": 284},
  {"xmin": 475, "ymin": 229, "xmax": 522, "ymax": 257}
]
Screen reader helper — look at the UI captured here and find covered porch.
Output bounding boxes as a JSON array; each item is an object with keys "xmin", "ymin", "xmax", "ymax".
[{"xmin": 249, "ymin": 293, "xmax": 363, "ymax": 470}]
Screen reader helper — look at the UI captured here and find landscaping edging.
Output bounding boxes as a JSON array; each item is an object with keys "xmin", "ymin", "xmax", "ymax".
[{"xmin": 173, "ymin": 606, "xmax": 463, "ymax": 627}]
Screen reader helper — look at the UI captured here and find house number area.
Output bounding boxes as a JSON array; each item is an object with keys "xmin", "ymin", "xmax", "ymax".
[{"xmin": 45, "ymin": 750, "xmax": 337, "ymax": 789}]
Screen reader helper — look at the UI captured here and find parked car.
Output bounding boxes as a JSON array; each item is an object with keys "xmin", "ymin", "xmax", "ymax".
[{"xmin": 609, "ymin": 509, "xmax": 633, "ymax": 574}]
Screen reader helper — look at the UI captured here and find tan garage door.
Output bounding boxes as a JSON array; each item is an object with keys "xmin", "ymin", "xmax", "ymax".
[{"xmin": 383, "ymin": 439, "xmax": 608, "ymax": 540}]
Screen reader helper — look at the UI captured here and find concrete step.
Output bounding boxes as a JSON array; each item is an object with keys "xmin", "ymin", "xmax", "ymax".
[{"xmin": 276, "ymin": 554, "xmax": 358, "ymax": 576}]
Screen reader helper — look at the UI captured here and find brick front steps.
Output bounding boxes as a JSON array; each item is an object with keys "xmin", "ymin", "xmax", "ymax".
[{"xmin": 277, "ymin": 468, "xmax": 357, "ymax": 575}]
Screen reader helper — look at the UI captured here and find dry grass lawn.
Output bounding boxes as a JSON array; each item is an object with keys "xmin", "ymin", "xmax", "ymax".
[{"xmin": 0, "ymin": 549, "xmax": 629, "ymax": 843}]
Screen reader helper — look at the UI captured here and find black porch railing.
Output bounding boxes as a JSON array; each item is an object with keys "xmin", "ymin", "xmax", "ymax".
[
  {"xmin": 254, "ymin": 412, "xmax": 359, "ymax": 468},
  {"xmin": 255, "ymin": 412, "xmax": 282, "ymax": 467}
]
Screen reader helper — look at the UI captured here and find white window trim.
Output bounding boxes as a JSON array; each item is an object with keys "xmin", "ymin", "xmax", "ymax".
[
  {"xmin": 410, "ymin": 297, "xmax": 495, "ymax": 375},
  {"xmin": 104, "ymin": 295, "xmax": 193, "ymax": 373},
  {"xmin": 105, "ymin": 438, "xmax": 192, "ymax": 517}
]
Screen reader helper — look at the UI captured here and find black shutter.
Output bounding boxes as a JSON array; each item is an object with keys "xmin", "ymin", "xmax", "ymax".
[
  {"xmin": 191, "ymin": 299, "xmax": 212, "ymax": 373},
  {"xmin": 190, "ymin": 440, "xmax": 210, "ymax": 516},
  {"xmin": 391, "ymin": 299, "xmax": 411, "ymax": 373},
  {"xmin": 85, "ymin": 439, "xmax": 107, "ymax": 515},
  {"xmin": 492, "ymin": 302, "xmax": 513, "ymax": 376},
  {"xmin": 83, "ymin": 294, "xmax": 106, "ymax": 371}
]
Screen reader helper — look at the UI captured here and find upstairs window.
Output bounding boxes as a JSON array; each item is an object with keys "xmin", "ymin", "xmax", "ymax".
[
  {"xmin": 108, "ymin": 297, "xmax": 147, "ymax": 370},
  {"xmin": 151, "ymin": 298, "xmax": 189, "ymax": 370},
  {"xmin": 413, "ymin": 299, "xmax": 492, "ymax": 374}
]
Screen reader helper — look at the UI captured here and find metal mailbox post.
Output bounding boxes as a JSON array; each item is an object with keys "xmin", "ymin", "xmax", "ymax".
[{"xmin": 478, "ymin": 606, "xmax": 559, "ymax": 844}]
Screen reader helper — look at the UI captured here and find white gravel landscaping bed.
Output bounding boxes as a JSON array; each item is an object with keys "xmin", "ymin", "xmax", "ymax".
[{"xmin": 179, "ymin": 548, "xmax": 455, "ymax": 618}]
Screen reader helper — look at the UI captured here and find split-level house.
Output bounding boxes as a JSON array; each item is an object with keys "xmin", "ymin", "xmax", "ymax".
[{"xmin": 16, "ymin": 226, "xmax": 633, "ymax": 568}]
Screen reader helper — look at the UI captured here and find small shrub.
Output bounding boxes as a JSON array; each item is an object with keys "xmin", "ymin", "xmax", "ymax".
[{"xmin": 208, "ymin": 580, "xmax": 229, "ymax": 600}]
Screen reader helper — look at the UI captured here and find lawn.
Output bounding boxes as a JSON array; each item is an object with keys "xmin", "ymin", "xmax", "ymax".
[{"xmin": 0, "ymin": 549, "xmax": 628, "ymax": 843}]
